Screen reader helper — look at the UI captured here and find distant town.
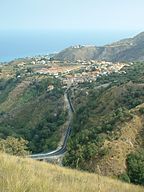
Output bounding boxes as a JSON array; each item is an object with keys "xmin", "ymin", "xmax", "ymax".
[{"xmin": 0, "ymin": 55, "xmax": 131, "ymax": 87}]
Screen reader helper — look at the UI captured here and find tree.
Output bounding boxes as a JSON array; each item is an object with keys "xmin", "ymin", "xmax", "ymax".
[
  {"xmin": 27, "ymin": 67, "xmax": 33, "ymax": 73},
  {"xmin": 126, "ymin": 149, "xmax": 144, "ymax": 185},
  {"xmin": 0, "ymin": 136, "xmax": 29, "ymax": 156}
]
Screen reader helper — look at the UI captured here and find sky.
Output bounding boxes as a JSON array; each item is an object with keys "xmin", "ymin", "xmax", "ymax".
[{"xmin": 0, "ymin": 0, "xmax": 144, "ymax": 32}]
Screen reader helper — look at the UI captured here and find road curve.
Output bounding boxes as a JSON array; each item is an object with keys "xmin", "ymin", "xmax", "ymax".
[{"xmin": 29, "ymin": 89, "xmax": 73, "ymax": 160}]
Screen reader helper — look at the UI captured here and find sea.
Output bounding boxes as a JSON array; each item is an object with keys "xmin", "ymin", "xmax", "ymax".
[{"xmin": 0, "ymin": 30, "xmax": 139, "ymax": 62}]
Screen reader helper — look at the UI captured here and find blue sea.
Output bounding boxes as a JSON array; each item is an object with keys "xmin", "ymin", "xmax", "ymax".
[{"xmin": 0, "ymin": 30, "xmax": 139, "ymax": 62}]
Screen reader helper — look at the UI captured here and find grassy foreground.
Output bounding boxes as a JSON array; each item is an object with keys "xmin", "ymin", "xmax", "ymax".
[{"xmin": 0, "ymin": 153, "xmax": 143, "ymax": 192}]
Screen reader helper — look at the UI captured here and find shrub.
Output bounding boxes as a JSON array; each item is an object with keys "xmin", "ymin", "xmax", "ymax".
[
  {"xmin": 0, "ymin": 136, "xmax": 29, "ymax": 156},
  {"xmin": 118, "ymin": 172, "xmax": 130, "ymax": 183},
  {"xmin": 139, "ymin": 108, "xmax": 144, "ymax": 114},
  {"xmin": 126, "ymin": 149, "xmax": 144, "ymax": 185}
]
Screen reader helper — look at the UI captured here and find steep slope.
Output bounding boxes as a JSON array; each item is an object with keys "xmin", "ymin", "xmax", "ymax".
[
  {"xmin": 63, "ymin": 62, "xmax": 144, "ymax": 182},
  {"xmin": 54, "ymin": 32, "xmax": 144, "ymax": 62},
  {"xmin": 54, "ymin": 45, "xmax": 104, "ymax": 62},
  {"xmin": 95, "ymin": 105, "xmax": 144, "ymax": 176},
  {"xmin": 0, "ymin": 152, "xmax": 143, "ymax": 192},
  {"xmin": 0, "ymin": 76, "xmax": 67, "ymax": 153}
]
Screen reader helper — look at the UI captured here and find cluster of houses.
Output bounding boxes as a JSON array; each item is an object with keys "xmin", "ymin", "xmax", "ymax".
[
  {"xmin": 33, "ymin": 59, "xmax": 128, "ymax": 86},
  {"xmin": 13, "ymin": 55, "xmax": 129, "ymax": 87},
  {"xmin": 61, "ymin": 62, "xmax": 127, "ymax": 86}
]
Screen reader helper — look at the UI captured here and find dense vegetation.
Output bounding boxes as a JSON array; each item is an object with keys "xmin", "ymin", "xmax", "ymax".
[
  {"xmin": 0, "ymin": 75, "xmax": 67, "ymax": 153},
  {"xmin": 0, "ymin": 136, "xmax": 29, "ymax": 156},
  {"xmin": 63, "ymin": 62, "xmax": 144, "ymax": 185},
  {"xmin": 126, "ymin": 149, "xmax": 144, "ymax": 185},
  {"xmin": 0, "ymin": 78, "xmax": 20, "ymax": 104},
  {"xmin": 97, "ymin": 62, "xmax": 144, "ymax": 85},
  {"xmin": 1, "ymin": 61, "xmax": 144, "ymax": 186}
]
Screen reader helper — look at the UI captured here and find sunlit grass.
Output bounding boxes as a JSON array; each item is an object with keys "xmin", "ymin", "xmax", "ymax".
[{"xmin": 0, "ymin": 152, "xmax": 143, "ymax": 192}]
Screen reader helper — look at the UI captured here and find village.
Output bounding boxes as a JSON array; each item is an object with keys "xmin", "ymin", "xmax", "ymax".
[
  {"xmin": 0, "ymin": 55, "xmax": 130, "ymax": 87},
  {"xmin": 30, "ymin": 56, "xmax": 129, "ymax": 86}
]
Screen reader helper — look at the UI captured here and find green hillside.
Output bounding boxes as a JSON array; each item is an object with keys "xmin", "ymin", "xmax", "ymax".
[
  {"xmin": 0, "ymin": 75, "xmax": 67, "ymax": 153},
  {"xmin": 63, "ymin": 62, "xmax": 144, "ymax": 185},
  {"xmin": 1, "ymin": 60, "xmax": 144, "ymax": 186}
]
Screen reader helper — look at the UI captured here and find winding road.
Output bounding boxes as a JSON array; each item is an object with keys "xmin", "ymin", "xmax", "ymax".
[{"xmin": 30, "ymin": 89, "xmax": 74, "ymax": 160}]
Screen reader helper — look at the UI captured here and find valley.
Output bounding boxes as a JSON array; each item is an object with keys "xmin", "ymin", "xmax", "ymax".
[
  {"xmin": 1, "ymin": 0, "xmax": 144, "ymax": 191},
  {"xmin": 0, "ymin": 32, "xmax": 144, "ymax": 187}
]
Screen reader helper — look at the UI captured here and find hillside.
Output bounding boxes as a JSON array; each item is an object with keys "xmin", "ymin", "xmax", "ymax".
[
  {"xmin": 0, "ymin": 152, "xmax": 143, "ymax": 192},
  {"xmin": 0, "ymin": 74, "xmax": 67, "ymax": 153},
  {"xmin": 1, "ymin": 55, "xmax": 144, "ymax": 186},
  {"xmin": 63, "ymin": 62, "xmax": 144, "ymax": 184},
  {"xmin": 54, "ymin": 32, "xmax": 144, "ymax": 62}
]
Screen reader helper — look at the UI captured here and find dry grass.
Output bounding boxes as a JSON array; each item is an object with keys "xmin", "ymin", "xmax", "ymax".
[
  {"xmin": 97, "ymin": 114, "xmax": 143, "ymax": 176},
  {"xmin": 0, "ymin": 80, "xmax": 30, "ymax": 111},
  {"xmin": 0, "ymin": 153, "xmax": 143, "ymax": 192}
]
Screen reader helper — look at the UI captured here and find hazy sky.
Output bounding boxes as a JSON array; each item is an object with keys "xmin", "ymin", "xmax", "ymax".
[{"xmin": 0, "ymin": 0, "xmax": 144, "ymax": 31}]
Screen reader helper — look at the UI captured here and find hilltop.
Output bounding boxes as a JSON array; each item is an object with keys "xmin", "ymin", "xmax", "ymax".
[
  {"xmin": 54, "ymin": 32, "xmax": 144, "ymax": 62},
  {"xmin": 0, "ymin": 152, "xmax": 143, "ymax": 192}
]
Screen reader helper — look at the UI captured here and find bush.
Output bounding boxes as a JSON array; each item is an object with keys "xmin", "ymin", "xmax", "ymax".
[
  {"xmin": 139, "ymin": 108, "xmax": 144, "ymax": 114},
  {"xmin": 118, "ymin": 172, "xmax": 130, "ymax": 183},
  {"xmin": 0, "ymin": 136, "xmax": 29, "ymax": 156},
  {"xmin": 126, "ymin": 149, "xmax": 144, "ymax": 185}
]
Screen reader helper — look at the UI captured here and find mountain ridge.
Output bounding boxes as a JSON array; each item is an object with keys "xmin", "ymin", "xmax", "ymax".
[{"xmin": 54, "ymin": 32, "xmax": 144, "ymax": 62}]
